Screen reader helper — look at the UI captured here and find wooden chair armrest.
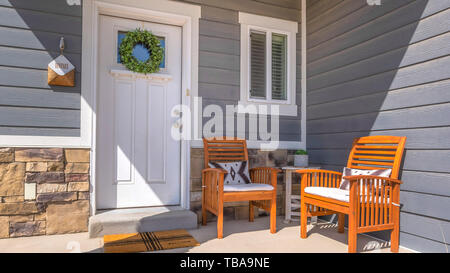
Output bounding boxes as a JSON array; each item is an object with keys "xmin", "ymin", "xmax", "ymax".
[
  {"xmin": 249, "ymin": 167, "xmax": 280, "ymax": 187},
  {"xmin": 344, "ymin": 175, "xmax": 402, "ymax": 184},
  {"xmin": 296, "ymin": 169, "xmax": 343, "ymax": 191},
  {"xmin": 202, "ymin": 168, "xmax": 226, "ymax": 193}
]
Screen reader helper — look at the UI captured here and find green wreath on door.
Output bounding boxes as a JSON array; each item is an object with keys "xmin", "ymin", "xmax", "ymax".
[{"xmin": 119, "ymin": 29, "xmax": 163, "ymax": 74}]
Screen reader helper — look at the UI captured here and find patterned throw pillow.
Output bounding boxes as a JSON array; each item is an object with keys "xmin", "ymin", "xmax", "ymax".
[
  {"xmin": 208, "ymin": 161, "xmax": 251, "ymax": 185},
  {"xmin": 339, "ymin": 167, "xmax": 392, "ymax": 190}
]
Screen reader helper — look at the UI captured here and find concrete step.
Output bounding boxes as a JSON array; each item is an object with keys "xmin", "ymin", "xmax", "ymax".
[{"xmin": 88, "ymin": 206, "xmax": 198, "ymax": 238}]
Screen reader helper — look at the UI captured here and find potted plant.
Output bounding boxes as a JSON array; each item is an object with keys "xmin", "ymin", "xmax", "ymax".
[{"xmin": 294, "ymin": 149, "xmax": 308, "ymax": 167}]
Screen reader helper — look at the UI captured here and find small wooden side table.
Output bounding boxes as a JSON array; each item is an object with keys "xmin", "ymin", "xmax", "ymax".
[{"xmin": 282, "ymin": 166, "xmax": 320, "ymax": 224}]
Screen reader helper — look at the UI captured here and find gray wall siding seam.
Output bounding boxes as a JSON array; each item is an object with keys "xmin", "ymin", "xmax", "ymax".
[
  {"xmin": 200, "ymin": 18, "xmax": 240, "ymax": 27},
  {"xmin": 0, "ymin": 125, "xmax": 80, "ymax": 129},
  {"xmin": 200, "ymin": 49, "xmax": 240, "ymax": 57},
  {"xmin": 200, "ymin": 33, "xmax": 240, "ymax": 42},
  {"xmin": 0, "ymin": 22, "xmax": 82, "ymax": 38},
  {"xmin": 306, "ymin": 125, "xmax": 450, "ymax": 136},
  {"xmin": 400, "ymin": 230, "xmax": 449, "ymax": 246},
  {"xmin": 0, "ymin": 104, "xmax": 80, "ymax": 111},
  {"xmin": 401, "ymin": 190, "xmax": 450, "ymax": 199}
]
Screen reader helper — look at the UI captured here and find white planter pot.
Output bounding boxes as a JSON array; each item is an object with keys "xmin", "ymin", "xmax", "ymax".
[{"xmin": 294, "ymin": 155, "xmax": 308, "ymax": 167}]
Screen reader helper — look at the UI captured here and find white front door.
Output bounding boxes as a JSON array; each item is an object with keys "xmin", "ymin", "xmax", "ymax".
[{"xmin": 97, "ymin": 15, "xmax": 182, "ymax": 209}]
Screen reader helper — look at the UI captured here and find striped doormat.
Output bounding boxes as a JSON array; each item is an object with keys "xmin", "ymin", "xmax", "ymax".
[{"xmin": 103, "ymin": 229, "xmax": 200, "ymax": 253}]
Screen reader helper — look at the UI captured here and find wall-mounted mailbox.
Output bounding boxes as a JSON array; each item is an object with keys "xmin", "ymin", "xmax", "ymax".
[
  {"xmin": 48, "ymin": 55, "xmax": 75, "ymax": 87},
  {"xmin": 48, "ymin": 37, "xmax": 75, "ymax": 87}
]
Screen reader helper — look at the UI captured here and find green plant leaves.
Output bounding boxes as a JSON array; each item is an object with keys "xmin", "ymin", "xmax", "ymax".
[{"xmin": 119, "ymin": 29, "xmax": 164, "ymax": 74}]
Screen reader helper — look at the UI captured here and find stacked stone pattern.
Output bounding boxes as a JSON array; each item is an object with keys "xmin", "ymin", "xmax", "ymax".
[{"xmin": 0, "ymin": 148, "xmax": 90, "ymax": 238}]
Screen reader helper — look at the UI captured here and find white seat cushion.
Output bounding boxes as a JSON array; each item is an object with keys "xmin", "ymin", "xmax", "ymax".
[
  {"xmin": 224, "ymin": 183, "xmax": 274, "ymax": 192},
  {"xmin": 305, "ymin": 187, "xmax": 350, "ymax": 202},
  {"xmin": 304, "ymin": 187, "xmax": 390, "ymax": 203}
]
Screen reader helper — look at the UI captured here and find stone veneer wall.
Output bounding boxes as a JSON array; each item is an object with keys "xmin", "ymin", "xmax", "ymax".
[
  {"xmin": 190, "ymin": 148, "xmax": 302, "ymax": 223},
  {"xmin": 0, "ymin": 148, "xmax": 90, "ymax": 238}
]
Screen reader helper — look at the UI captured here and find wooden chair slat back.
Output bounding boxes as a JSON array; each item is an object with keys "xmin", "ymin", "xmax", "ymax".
[
  {"xmin": 203, "ymin": 138, "xmax": 249, "ymax": 168},
  {"xmin": 347, "ymin": 136, "xmax": 407, "ymax": 179}
]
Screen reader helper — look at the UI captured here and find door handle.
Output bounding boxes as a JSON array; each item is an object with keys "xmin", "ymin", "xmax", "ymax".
[
  {"xmin": 173, "ymin": 122, "xmax": 182, "ymax": 129},
  {"xmin": 172, "ymin": 109, "xmax": 181, "ymax": 117}
]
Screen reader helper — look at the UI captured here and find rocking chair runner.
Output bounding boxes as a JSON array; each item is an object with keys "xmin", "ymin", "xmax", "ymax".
[
  {"xmin": 297, "ymin": 135, "xmax": 407, "ymax": 253},
  {"xmin": 201, "ymin": 137, "xmax": 281, "ymax": 238}
]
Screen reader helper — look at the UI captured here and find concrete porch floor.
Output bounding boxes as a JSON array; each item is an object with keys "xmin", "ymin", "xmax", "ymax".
[{"xmin": 0, "ymin": 216, "xmax": 412, "ymax": 253}]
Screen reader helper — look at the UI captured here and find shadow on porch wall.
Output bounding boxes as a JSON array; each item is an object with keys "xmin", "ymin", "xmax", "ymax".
[
  {"xmin": 0, "ymin": 0, "xmax": 82, "ymax": 137},
  {"xmin": 306, "ymin": 0, "xmax": 450, "ymax": 252}
]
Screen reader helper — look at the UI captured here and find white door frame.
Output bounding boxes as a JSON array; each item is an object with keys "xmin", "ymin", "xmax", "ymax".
[{"xmin": 82, "ymin": 0, "xmax": 200, "ymax": 215}]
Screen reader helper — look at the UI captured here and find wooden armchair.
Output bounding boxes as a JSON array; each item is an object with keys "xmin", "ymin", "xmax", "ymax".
[
  {"xmin": 201, "ymin": 137, "xmax": 281, "ymax": 239},
  {"xmin": 297, "ymin": 136, "xmax": 406, "ymax": 253}
]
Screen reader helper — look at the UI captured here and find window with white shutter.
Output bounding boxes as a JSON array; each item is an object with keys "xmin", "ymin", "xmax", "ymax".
[
  {"xmin": 239, "ymin": 12, "xmax": 298, "ymax": 116},
  {"xmin": 250, "ymin": 31, "xmax": 267, "ymax": 99},
  {"xmin": 271, "ymin": 33, "xmax": 287, "ymax": 101}
]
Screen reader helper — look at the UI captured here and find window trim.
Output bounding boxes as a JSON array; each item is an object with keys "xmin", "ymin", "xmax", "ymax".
[{"xmin": 239, "ymin": 12, "xmax": 298, "ymax": 116}]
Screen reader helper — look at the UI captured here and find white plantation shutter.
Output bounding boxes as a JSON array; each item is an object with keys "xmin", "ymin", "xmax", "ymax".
[
  {"xmin": 271, "ymin": 33, "xmax": 287, "ymax": 100},
  {"xmin": 250, "ymin": 31, "xmax": 266, "ymax": 99}
]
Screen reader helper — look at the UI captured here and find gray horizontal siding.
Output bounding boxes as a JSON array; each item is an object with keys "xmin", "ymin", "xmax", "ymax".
[
  {"xmin": 308, "ymin": 34, "xmax": 450, "ymax": 91},
  {"xmin": 309, "ymin": 9, "xmax": 450, "ymax": 77},
  {"xmin": 0, "ymin": 0, "xmax": 82, "ymax": 137},
  {"xmin": 0, "ymin": 26, "xmax": 82, "ymax": 54},
  {"xmin": 308, "ymin": 0, "xmax": 416, "ymax": 48},
  {"xmin": 0, "ymin": 86, "xmax": 81, "ymax": 109},
  {"xmin": 0, "ymin": 66, "xmax": 81, "ymax": 91},
  {"xmin": 307, "ymin": 103, "xmax": 450, "ymax": 134},
  {"xmin": 308, "ymin": 55, "xmax": 450, "ymax": 105},
  {"xmin": 0, "ymin": 46, "xmax": 81, "ymax": 72},
  {"xmin": 308, "ymin": 127, "xmax": 450, "ymax": 150},
  {"xmin": 307, "ymin": 0, "xmax": 450, "ymax": 252},
  {"xmin": 179, "ymin": 0, "xmax": 300, "ymax": 21},
  {"xmin": 177, "ymin": 0, "xmax": 302, "ymax": 142},
  {"xmin": 308, "ymin": 0, "xmax": 450, "ymax": 63},
  {"xmin": 308, "ymin": 80, "xmax": 450, "ymax": 117},
  {"xmin": 0, "ymin": 0, "xmax": 82, "ymax": 17},
  {"xmin": 0, "ymin": 126, "xmax": 80, "ymax": 137},
  {"xmin": 0, "ymin": 6, "xmax": 82, "ymax": 36}
]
